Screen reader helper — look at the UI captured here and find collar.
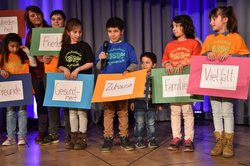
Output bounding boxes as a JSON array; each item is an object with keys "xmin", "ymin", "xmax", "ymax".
[
  {"xmin": 214, "ymin": 30, "xmax": 230, "ymax": 36},
  {"xmin": 109, "ymin": 40, "xmax": 122, "ymax": 44}
]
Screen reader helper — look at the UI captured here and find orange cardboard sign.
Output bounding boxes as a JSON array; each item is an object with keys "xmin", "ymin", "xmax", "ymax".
[
  {"xmin": 92, "ymin": 69, "xmax": 147, "ymax": 102},
  {"xmin": 0, "ymin": 10, "xmax": 26, "ymax": 39}
]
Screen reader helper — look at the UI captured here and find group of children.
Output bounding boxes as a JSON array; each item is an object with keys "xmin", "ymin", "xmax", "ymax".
[{"xmin": 0, "ymin": 5, "xmax": 249, "ymax": 159}]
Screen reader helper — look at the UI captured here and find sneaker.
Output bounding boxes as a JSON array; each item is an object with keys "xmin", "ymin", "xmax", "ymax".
[
  {"xmin": 148, "ymin": 139, "xmax": 159, "ymax": 149},
  {"xmin": 35, "ymin": 132, "xmax": 46, "ymax": 143},
  {"xmin": 2, "ymin": 137, "xmax": 16, "ymax": 146},
  {"xmin": 18, "ymin": 137, "xmax": 26, "ymax": 146},
  {"xmin": 101, "ymin": 137, "xmax": 113, "ymax": 152},
  {"xmin": 168, "ymin": 137, "xmax": 182, "ymax": 150},
  {"xmin": 135, "ymin": 140, "xmax": 146, "ymax": 149},
  {"xmin": 40, "ymin": 134, "xmax": 59, "ymax": 145},
  {"xmin": 120, "ymin": 136, "xmax": 134, "ymax": 151},
  {"xmin": 184, "ymin": 139, "xmax": 194, "ymax": 152}
]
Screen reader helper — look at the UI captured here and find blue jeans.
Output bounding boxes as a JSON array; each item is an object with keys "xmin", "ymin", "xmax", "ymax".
[
  {"xmin": 134, "ymin": 100, "xmax": 156, "ymax": 141},
  {"xmin": 6, "ymin": 105, "xmax": 27, "ymax": 138},
  {"xmin": 210, "ymin": 97, "xmax": 234, "ymax": 133}
]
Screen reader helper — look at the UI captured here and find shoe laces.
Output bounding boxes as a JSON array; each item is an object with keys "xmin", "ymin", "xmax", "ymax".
[
  {"xmin": 171, "ymin": 137, "xmax": 181, "ymax": 144},
  {"xmin": 185, "ymin": 139, "xmax": 192, "ymax": 145}
]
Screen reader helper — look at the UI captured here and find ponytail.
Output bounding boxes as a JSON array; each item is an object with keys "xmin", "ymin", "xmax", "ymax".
[{"xmin": 209, "ymin": 6, "xmax": 238, "ymax": 33}]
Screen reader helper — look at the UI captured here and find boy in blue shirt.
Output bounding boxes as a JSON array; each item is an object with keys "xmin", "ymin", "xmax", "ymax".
[{"xmin": 95, "ymin": 17, "xmax": 138, "ymax": 152}]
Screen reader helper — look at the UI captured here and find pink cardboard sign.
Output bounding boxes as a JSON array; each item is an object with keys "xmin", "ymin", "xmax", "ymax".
[{"xmin": 187, "ymin": 56, "xmax": 250, "ymax": 99}]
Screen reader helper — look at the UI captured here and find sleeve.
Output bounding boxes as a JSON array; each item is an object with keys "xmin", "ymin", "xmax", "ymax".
[
  {"xmin": 25, "ymin": 31, "xmax": 32, "ymax": 49},
  {"xmin": 57, "ymin": 48, "xmax": 65, "ymax": 68},
  {"xmin": 192, "ymin": 40, "xmax": 202, "ymax": 56},
  {"xmin": 235, "ymin": 35, "xmax": 250, "ymax": 55},
  {"xmin": 128, "ymin": 45, "xmax": 138, "ymax": 65},
  {"xmin": 85, "ymin": 43, "xmax": 95, "ymax": 63},
  {"xmin": 200, "ymin": 36, "xmax": 211, "ymax": 55},
  {"xmin": 162, "ymin": 44, "xmax": 170, "ymax": 65}
]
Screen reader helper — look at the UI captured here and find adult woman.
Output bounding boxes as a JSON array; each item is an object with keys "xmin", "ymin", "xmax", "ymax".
[{"xmin": 24, "ymin": 5, "xmax": 50, "ymax": 143}]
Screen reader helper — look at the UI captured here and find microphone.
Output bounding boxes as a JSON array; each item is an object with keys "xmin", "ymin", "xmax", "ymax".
[{"xmin": 101, "ymin": 40, "xmax": 109, "ymax": 70}]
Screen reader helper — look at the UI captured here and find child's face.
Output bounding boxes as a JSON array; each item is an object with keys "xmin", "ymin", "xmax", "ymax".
[
  {"xmin": 67, "ymin": 25, "xmax": 82, "ymax": 44},
  {"xmin": 28, "ymin": 11, "xmax": 43, "ymax": 27},
  {"xmin": 8, "ymin": 41, "xmax": 20, "ymax": 54},
  {"xmin": 210, "ymin": 15, "xmax": 228, "ymax": 33},
  {"xmin": 172, "ymin": 22, "xmax": 185, "ymax": 39},
  {"xmin": 51, "ymin": 14, "xmax": 65, "ymax": 28},
  {"xmin": 107, "ymin": 27, "xmax": 123, "ymax": 43},
  {"xmin": 141, "ymin": 56, "xmax": 156, "ymax": 73}
]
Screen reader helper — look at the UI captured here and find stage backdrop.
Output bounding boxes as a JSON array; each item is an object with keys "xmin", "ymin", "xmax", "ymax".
[{"xmin": 0, "ymin": 0, "xmax": 249, "ymax": 124}]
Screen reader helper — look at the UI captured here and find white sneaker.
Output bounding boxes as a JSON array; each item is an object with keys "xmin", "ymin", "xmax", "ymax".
[
  {"xmin": 18, "ymin": 137, "xmax": 26, "ymax": 146},
  {"xmin": 2, "ymin": 137, "xmax": 16, "ymax": 146}
]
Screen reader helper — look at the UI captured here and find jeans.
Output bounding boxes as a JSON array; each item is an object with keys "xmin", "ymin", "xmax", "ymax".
[
  {"xmin": 170, "ymin": 103, "xmax": 194, "ymax": 141},
  {"xmin": 210, "ymin": 97, "xmax": 234, "ymax": 133},
  {"xmin": 6, "ymin": 105, "xmax": 27, "ymax": 138},
  {"xmin": 134, "ymin": 100, "xmax": 156, "ymax": 141},
  {"xmin": 69, "ymin": 109, "xmax": 88, "ymax": 133}
]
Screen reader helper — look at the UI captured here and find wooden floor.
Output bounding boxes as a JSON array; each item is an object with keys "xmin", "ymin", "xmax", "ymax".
[{"xmin": 0, "ymin": 120, "xmax": 250, "ymax": 166}]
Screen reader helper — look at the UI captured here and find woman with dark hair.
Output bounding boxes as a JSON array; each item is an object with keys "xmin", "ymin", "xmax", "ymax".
[{"xmin": 24, "ymin": 5, "xmax": 50, "ymax": 143}]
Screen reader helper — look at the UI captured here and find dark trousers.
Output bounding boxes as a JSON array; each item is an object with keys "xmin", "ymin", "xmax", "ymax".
[{"xmin": 32, "ymin": 77, "xmax": 48, "ymax": 133}]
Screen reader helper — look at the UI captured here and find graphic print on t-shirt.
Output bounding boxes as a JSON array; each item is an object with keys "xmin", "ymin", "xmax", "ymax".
[{"xmin": 65, "ymin": 50, "xmax": 82, "ymax": 70}]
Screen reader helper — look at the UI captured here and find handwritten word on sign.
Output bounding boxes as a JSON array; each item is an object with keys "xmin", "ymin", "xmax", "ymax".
[
  {"xmin": 102, "ymin": 77, "xmax": 135, "ymax": 97},
  {"xmin": 0, "ymin": 80, "xmax": 23, "ymax": 102},
  {"xmin": 39, "ymin": 33, "xmax": 62, "ymax": 51},
  {"xmin": 52, "ymin": 80, "xmax": 83, "ymax": 102},
  {"xmin": 200, "ymin": 64, "xmax": 239, "ymax": 91},
  {"xmin": 162, "ymin": 75, "xmax": 190, "ymax": 97},
  {"xmin": 0, "ymin": 16, "xmax": 18, "ymax": 34}
]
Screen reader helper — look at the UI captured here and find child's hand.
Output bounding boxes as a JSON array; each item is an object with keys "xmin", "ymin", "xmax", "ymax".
[
  {"xmin": 157, "ymin": 105, "xmax": 164, "ymax": 111},
  {"xmin": 99, "ymin": 52, "xmax": 107, "ymax": 60},
  {"xmin": 20, "ymin": 46, "xmax": 29, "ymax": 54},
  {"xmin": 165, "ymin": 63, "xmax": 173, "ymax": 75},
  {"xmin": 43, "ymin": 56, "xmax": 53, "ymax": 64},
  {"xmin": 174, "ymin": 63, "xmax": 184, "ymax": 74},
  {"xmin": 130, "ymin": 103, "xmax": 135, "ymax": 111},
  {"xmin": 0, "ymin": 69, "xmax": 9, "ymax": 79},
  {"xmin": 71, "ymin": 68, "xmax": 79, "ymax": 80},
  {"xmin": 63, "ymin": 68, "xmax": 71, "ymax": 80},
  {"xmin": 218, "ymin": 53, "xmax": 230, "ymax": 62},
  {"xmin": 123, "ymin": 70, "xmax": 129, "ymax": 75},
  {"xmin": 207, "ymin": 52, "xmax": 216, "ymax": 61}
]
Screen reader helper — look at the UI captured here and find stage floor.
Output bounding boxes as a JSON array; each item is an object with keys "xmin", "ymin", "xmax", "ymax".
[{"xmin": 0, "ymin": 120, "xmax": 250, "ymax": 166}]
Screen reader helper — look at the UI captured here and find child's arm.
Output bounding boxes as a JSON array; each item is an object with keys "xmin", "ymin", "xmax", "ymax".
[
  {"xmin": 20, "ymin": 46, "xmax": 37, "ymax": 67},
  {"xmin": 96, "ymin": 52, "xmax": 107, "ymax": 70},
  {"xmin": 71, "ymin": 62, "xmax": 94, "ymax": 80},
  {"xmin": 123, "ymin": 63, "xmax": 138, "ymax": 74},
  {"xmin": 58, "ymin": 66, "xmax": 71, "ymax": 80},
  {"xmin": 130, "ymin": 102, "xmax": 135, "ymax": 111},
  {"xmin": 43, "ymin": 56, "xmax": 53, "ymax": 64}
]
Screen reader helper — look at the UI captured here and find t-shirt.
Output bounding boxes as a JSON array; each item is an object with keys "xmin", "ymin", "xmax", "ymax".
[
  {"xmin": 201, "ymin": 33, "xmax": 249, "ymax": 56},
  {"xmin": 162, "ymin": 39, "xmax": 201, "ymax": 67},
  {"xmin": 95, "ymin": 41, "xmax": 138, "ymax": 74},
  {"xmin": 58, "ymin": 41, "xmax": 94, "ymax": 74},
  {"xmin": 0, "ymin": 53, "xmax": 29, "ymax": 74},
  {"xmin": 44, "ymin": 56, "xmax": 60, "ymax": 73}
]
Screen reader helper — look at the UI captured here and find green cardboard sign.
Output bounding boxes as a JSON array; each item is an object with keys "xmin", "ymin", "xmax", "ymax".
[
  {"xmin": 152, "ymin": 66, "xmax": 203, "ymax": 103},
  {"xmin": 29, "ymin": 27, "xmax": 64, "ymax": 56}
]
